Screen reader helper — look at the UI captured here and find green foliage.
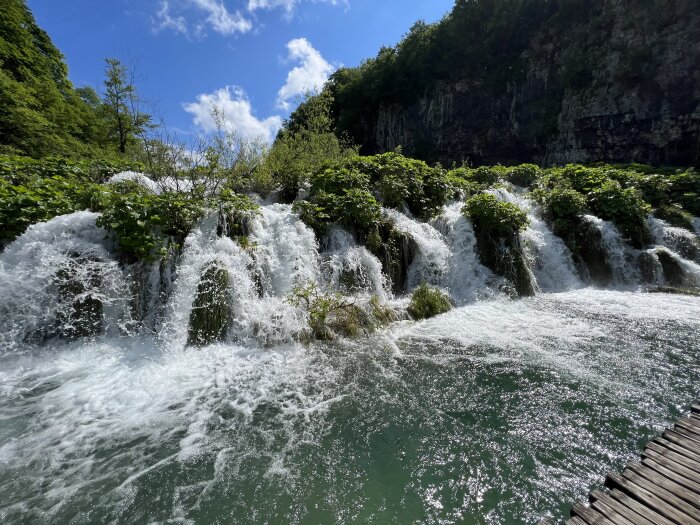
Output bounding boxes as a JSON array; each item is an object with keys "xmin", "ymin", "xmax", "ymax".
[
  {"xmin": 587, "ymin": 180, "xmax": 651, "ymax": 246},
  {"xmin": 287, "ymin": 281, "xmax": 369, "ymax": 340},
  {"xmin": 654, "ymin": 205, "xmax": 695, "ymax": 231},
  {"xmin": 0, "ymin": 1, "xmax": 110, "ymax": 157},
  {"xmin": 537, "ymin": 187, "xmax": 587, "ymax": 236},
  {"xmin": 506, "ymin": 164, "xmax": 542, "ymax": 188},
  {"xmin": 668, "ymin": 170, "xmax": 700, "ymax": 216},
  {"xmin": 408, "ymin": 284, "xmax": 452, "ymax": 320},
  {"xmin": 294, "ymin": 187, "xmax": 381, "ymax": 235},
  {"xmin": 462, "ymin": 193, "xmax": 529, "ymax": 235}
]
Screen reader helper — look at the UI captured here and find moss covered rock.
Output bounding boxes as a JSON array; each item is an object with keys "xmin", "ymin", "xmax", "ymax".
[
  {"xmin": 187, "ymin": 261, "xmax": 231, "ymax": 347},
  {"xmin": 408, "ymin": 284, "xmax": 452, "ymax": 320},
  {"xmin": 55, "ymin": 256, "xmax": 104, "ymax": 339},
  {"xmin": 572, "ymin": 220, "xmax": 614, "ymax": 286},
  {"xmin": 363, "ymin": 221, "xmax": 417, "ymax": 294},
  {"xmin": 655, "ymin": 248, "xmax": 688, "ymax": 288}
]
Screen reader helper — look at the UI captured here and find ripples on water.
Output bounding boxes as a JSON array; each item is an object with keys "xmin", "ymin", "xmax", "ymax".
[{"xmin": 1, "ymin": 290, "xmax": 699, "ymax": 524}]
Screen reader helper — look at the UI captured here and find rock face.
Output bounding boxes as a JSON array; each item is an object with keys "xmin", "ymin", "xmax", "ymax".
[
  {"xmin": 187, "ymin": 262, "xmax": 231, "ymax": 347},
  {"xmin": 345, "ymin": 0, "xmax": 700, "ymax": 167}
]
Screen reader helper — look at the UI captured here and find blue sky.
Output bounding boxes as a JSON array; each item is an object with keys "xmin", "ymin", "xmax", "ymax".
[{"xmin": 28, "ymin": 0, "xmax": 454, "ymax": 142}]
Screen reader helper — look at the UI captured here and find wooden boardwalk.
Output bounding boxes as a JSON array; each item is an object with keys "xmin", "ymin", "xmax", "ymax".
[{"xmin": 540, "ymin": 402, "xmax": 700, "ymax": 525}]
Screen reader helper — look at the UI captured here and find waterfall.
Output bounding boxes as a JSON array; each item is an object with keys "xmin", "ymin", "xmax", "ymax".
[
  {"xmin": 583, "ymin": 215, "xmax": 640, "ymax": 286},
  {"xmin": 648, "ymin": 217, "xmax": 700, "ymax": 263},
  {"xmin": 383, "ymin": 208, "xmax": 450, "ymax": 290},
  {"xmin": 432, "ymin": 203, "xmax": 502, "ymax": 304},
  {"xmin": 693, "ymin": 218, "xmax": 700, "ymax": 237},
  {"xmin": 0, "ymin": 212, "xmax": 131, "ymax": 352},
  {"xmin": 322, "ymin": 227, "xmax": 388, "ymax": 299},
  {"xmin": 491, "ymin": 188, "xmax": 582, "ymax": 292},
  {"xmin": 248, "ymin": 204, "xmax": 320, "ymax": 298}
]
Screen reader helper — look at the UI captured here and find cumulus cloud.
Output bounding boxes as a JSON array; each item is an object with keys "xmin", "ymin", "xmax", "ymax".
[
  {"xmin": 183, "ymin": 86, "xmax": 282, "ymax": 142},
  {"xmin": 155, "ymin": 0, "xmax": 346, "ymax": 37},
  {"xmin": 276, "ymin": 38, "xmax": 334, "ymax": 110},
  {"xmin": 154, "ymin": 0, "xmax": 252, "ymax": 37}
]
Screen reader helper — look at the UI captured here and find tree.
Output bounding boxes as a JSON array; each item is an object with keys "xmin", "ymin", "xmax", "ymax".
[{"xmin": 102, "ymin": 58, "xmax": 152, "ymax": 155}]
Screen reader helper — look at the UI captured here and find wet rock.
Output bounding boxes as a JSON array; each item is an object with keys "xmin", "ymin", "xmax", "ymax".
[
  {"xmin": 363, "ymin": 221, "xmax": 417, "ymax": 294},
  {"xmin": 637, "ymin": 251, "xmax": 660, "ymax": 285},
  {"xmin": 655, "ymin": 247, "xmax": 687, "ymax": 288},
  {"xmin": 472, "ymin": 225, "xmax": 535, "ymax": 297},
  {"xmin": 187, "ymin": 261, "xmax": 231, "ymax": 347},
  {"xmin": 55, "ymin": 256, "xmax": 104, "ymax": 339},
  {"xmin": 572, "ymin": 220, "xmax": 614, "ymax": 287}
]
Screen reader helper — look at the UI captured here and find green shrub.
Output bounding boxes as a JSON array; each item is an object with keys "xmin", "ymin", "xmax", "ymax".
[
  {"xmin": 506, "ymin": 164, "xmax": 541, "ymax": 188},
  {"xmin": 587, "ymin": 179, "xmax": 651, "ymax": 246},
  {"xmin": 668, "ymin": 170, "xmax": 700, "ymax": 215},
  {"xmin": 654, "ymin": 205, "xmax": 695, "ymax": 231},
  {"xmin": 462, "ymin": 193, "xmax": 529, "ymax": 235},
  {"xmin": 408, "ymin": 283, "xmax": 452, "ymax": 320},
  {"xmin": 469, "ymin": 166, "xmax": 503, "ymax": 186},
  {"xmin": 539, "ymin": 187, "xmax": 587, "ymax": 236}
]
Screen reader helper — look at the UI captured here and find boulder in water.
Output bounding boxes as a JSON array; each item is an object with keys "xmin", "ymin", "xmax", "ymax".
[
  {"xmin": 572, "ymin": 220, "xmax": 614, "ymax": 286},
  {"xmin": 655, "ymin": 247, "xmax": 687, "ymax": 288},
  {"xmin": 363, "ymin": 221, "xmax": 417, "ymax": 294},
  {"xmin": 55, "ymin": 256, "xmax": 104, "ymax": 339},
  {"xmin": 187, "ymin": 261, "xmax": 231, "ymax": 347},
  {"xmin": 471, "ymin": 229, "xmax": 534, "ymax": 297}
]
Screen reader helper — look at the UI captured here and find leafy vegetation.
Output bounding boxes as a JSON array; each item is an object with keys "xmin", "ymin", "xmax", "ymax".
[
  {"xmin": 408, "ymin": 284, "xmax": 452, "ymax": 320},
  {"xmin": 462, "ymin": 193, "xmax": 529, "ymax": 235}
]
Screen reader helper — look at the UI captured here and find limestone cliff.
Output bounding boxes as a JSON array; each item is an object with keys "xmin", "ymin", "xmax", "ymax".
[{"xmin": 333, "ymin": 0, "xmax": 699, "ymax": 167}]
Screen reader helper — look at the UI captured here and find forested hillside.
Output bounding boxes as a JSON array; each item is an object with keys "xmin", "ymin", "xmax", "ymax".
[{"xmin": 307, "ymin": 0, "xmax": 700, "ymax": 167}]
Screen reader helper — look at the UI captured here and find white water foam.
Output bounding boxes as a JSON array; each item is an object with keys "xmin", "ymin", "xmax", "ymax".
[
  {"xmin": 491, "ymin": 188, "xmax": 582, "ymax": 292},
  {"xmin": 583, "ymin": 215, "xmax": 640, "ymax": 286},
  {"xmin": 383, "ymin": 208, "xmax": 450, "ymax": 290},
  {"xmin": 322, "ymin": 227, "xmax": 388, "ymax": 299},
  {"xmin": 0, "ymin": 212, "xmax": 131, "ymax": 352}
]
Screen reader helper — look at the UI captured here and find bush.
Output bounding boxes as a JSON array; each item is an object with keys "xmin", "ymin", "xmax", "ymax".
[
  {"xmin": 539, "ymin": 187, "xmax": 587, "ymax": 236},
  {"xmin": 462, "ymin": 193, "xmax": 529, "ymax": 235},
  {"xmin": 587, "ymin": 179, "xmax": 651, "ymax": 246},
  {"xmin": 668, "ymin": 170, "xmax": 700, "ymax": 215},
  {"xmin": 408, "ymin": 284, "xmax": 452, "ymax": 320},
  {"xmin": 654, "ymin": 205, "xmax": 695, "ymax": 231},
  {"xmin": 506, "ymin": 164, "xmax": 541, "ymax": 188}
]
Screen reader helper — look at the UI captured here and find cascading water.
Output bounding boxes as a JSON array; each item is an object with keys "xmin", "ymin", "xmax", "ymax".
[
  {"xmin": 583, "ymin": 215, "xmax": 641, "ymax": 286},
  {"xmin": 490, "ymin": 187, "xmax": 582, "ymax": 292},
  {"xmin": 3, "ymin": 182, "xmax": 700, "ymax": 524},
  {"xmin": 322, "ymin": 227, "xmax": 388, "ymax": 299},
  {"xmin": 693, "ymin": 217, "xmax": 700, "ymax": 236},
  {"xmin": 648, "ymin": 216, "xmax": 700, "ymax": 263},
  {"xmin": 383, "ymin": 207, "xmax": 450, "ymax": 290},
  {"xmin": 0, "ymin": 212, "xmax": 131, "ymax": 352},
  {"xmin": 431, "ymin": 203, "xmax": 503, "ymax": 303}
]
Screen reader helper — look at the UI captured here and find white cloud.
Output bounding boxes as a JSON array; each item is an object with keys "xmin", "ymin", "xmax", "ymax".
[
  {"xmin": 155, "ymin": 0, "xmax": 346, "ymax": 37},
  {"xmin": 276, "ymin": 38, "xmax": 334, "ymax": 110},
  {"xmin": 183, "ymin": 86, "xmax": 282, "ymax": 143},
  {"xmin": 154, "ymin": 0, "xmax": 252, "ymax": 37}
]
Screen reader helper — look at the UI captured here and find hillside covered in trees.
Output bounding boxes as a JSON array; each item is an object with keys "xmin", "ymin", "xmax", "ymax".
[{"xmin": 301, "ymin": 0, "xmax": 700, "ymax": 167}]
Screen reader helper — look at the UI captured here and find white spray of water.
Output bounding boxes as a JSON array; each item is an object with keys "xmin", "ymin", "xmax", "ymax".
[
  {"xmin": 383, "ymin": 208, "xmax": 450, "ymax": 290},
  {"xmin": 322, "ymin": 227, "xmax": 388, "ymax": 299},
  {"xmin": 0, "ymin": 212, "xmax": 131, "ymax": 352},
  {"xmin": 248, "ymin": 204, "xmax": 320, "ymax": 298},
  {"xmin": 583, "ymin": 215, "xmax": 640, "ymax": 286},
  {"xmin": 490, "ymin": 188, "xmax": 581, "ymax": 292},
  {"xmin": 432, "ymin": 203, "xmax": 502, "ymax": 303},
  {"xmin": 648, "ymin": 216, "xmax": 700, "ymax": 263}
]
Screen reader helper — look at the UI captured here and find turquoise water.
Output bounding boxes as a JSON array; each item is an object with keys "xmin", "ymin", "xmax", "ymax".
[{"xmin": 1, "ymin": 290, "xmax": 699, "ymax": 524}]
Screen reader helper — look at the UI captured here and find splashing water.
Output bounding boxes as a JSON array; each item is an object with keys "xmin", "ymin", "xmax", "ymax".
[
  {"xmin": 0, "ymin": 212, "xmax": 131, "ymax": 352},
  {"xmin": 432, "ymin": 203, "xmax": 502, "ymax": 303},
  {"xmin": 648, "ymin": 216, "xmax": 700, "ymax": 263},
  {"xmin": 383, "ymin": 208, "xmax": 450, "ymax": 290},
  {"xmin": 322, "ymin": 227, "xmax": 388, "ymax": 299},
  {"xmin": 491, "ymin": 188, "xmax": 582, "ymax": 292},
  {"xmin": 583, "ymin": 215, "xmax": 640, "ymax": 286}
]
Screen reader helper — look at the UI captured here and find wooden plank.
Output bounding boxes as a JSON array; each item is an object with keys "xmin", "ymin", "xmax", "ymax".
[
  {"xmin": 645, "ymin": 441, "xmax": 700, "ymax": 476},
  {"xmin": 661, "ymin": 431, "xmax": 700, "ymax": 456},
  {"xmin": 653, "ymin": 436, "xmax": 700, "ymax": 464},
  {"xmin": 673, "ymin": 426, "xmax": 700, "ymax": 446},
  {"xmin": 536, "ymin": 520, "xmax": 552, "ymax": 525},
  {"xmin": 620, "ymin": 469, "xmax": 700, "ymax": 522},
  {"xmin": 626, "ymin": 462, "xmax": 700, "ymax": 510},
  {"xmin": 590, "ymin": 498, "xmax": 642, "ymax": 525},
  {"xmin": 677, "ymin": 417, "xmax": 700, "ymax": 436},
  {"xmin": 642, "ymin": 457, "xmax": 700, "ymax": 495},
  {"xmin": 606, "ymin": 472, "xmax": 699, "ymax": 525},
  {"xmin": 572, "ymin": 501, "xmax": 615, "ymax": 524},
  {"xmin": 566, "ymin": 517, "xmax": 589, "ymax": 525},
  {"xmin": 590, "ymin": 489, "xmax": 668, "ymax": 525},
  {"xmin": 608, "ymin": 488, "xmax": 678, "ymax": 525},
  {"xmin": 643, "ymin": 447, "xmax": 700, "ymax": 484},
  {"xmin": 691, "ymin": 404, "xmax": 700, "ymax": 415}
]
